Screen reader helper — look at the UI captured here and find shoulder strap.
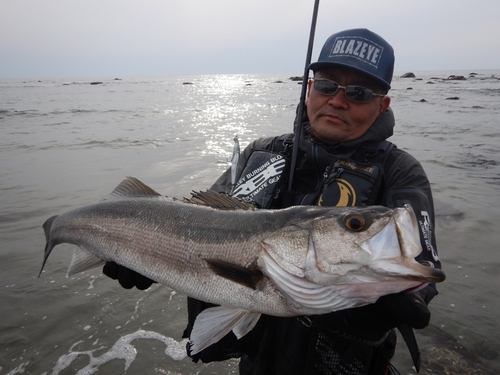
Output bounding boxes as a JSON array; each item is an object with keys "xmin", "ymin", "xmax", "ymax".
[
  {"xmin": 273, "ymin": 133, "xmax": 294, "ymax": 155},
  {"xmin": 397, "ymin": 324, "xmax": 421, "ymax": 372}
]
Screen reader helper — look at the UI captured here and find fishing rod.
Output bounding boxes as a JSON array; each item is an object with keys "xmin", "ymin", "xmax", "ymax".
[{"xmin": 287, "ymin": 0, "xmax": 320, "ymax": 191}]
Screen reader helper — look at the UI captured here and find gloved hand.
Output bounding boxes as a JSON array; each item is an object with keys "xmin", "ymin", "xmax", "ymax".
[
  {"xmin": 346, "ymin": 292, "xmax": 431, "ymax": 332},
  {"xmin": 103, "ymin": 261, "xmax": 156, "ymax": 290},
  {"xmin": 309, "ymin": 291, "xmax": 431, "ymax": 335}
]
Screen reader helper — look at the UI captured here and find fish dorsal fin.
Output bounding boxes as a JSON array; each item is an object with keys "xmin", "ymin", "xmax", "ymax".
[
  {"xmin": 184, "ymin": 190, "xmax": 254, "ymax": 210},
  {"xmin": 189, "ymin": 306, "xmax": 261, "ymax": 355},
  {"xmin": 100, "ymin": 177, "xmax": 164, "ymax": 202}
]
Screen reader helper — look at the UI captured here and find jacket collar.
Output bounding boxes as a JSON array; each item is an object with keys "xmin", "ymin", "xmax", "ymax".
[{"xmin": 305, "ymin": 107, "xmax": 395, "ymax": 153}]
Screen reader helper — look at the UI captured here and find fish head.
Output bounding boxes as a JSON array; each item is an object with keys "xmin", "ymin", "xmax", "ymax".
[
  {"xmin": 311, "ymin": 204, "xmax": 434, "ymax": 281},
  {"xmin": 259, "ymin": 204, "xmax": 445, "ymax": 311}
]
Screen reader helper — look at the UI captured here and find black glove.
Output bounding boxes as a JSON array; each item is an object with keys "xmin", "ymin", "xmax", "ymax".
[
  {"xmin": 309, "ymin": 292, "xmax": 430, "ymax": 335},
  {"xmin": 346, "ymin": 292, "xmax": 431, "ymax": 332},
  {"xmin": 103, "ymin": 261, "xmax": 156, "ymax": 290}
]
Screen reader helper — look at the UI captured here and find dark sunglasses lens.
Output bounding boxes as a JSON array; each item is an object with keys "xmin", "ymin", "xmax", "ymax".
[
  {"xmin": 314, "ymin": 80, "xmax": 339, "ymax": 95},
  {"xmin": 345, "ymin": 86, "xmax": 372, "ymax": 102}
]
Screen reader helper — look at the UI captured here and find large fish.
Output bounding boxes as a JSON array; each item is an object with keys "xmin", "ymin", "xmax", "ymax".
[{"xmin": 40, "ymin": 177, "xmax": 445, "ymax": 353}]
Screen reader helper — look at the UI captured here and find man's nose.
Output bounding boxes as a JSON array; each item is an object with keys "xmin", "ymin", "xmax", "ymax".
[{"xmin": 326, "ymin": 88, "xmax": 349, "ymax": 107}]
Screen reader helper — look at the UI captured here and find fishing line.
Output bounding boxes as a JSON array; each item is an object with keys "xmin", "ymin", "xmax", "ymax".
[{"xmin": 288, "ymin": 0, "xmax": 320, "ymax": 191}]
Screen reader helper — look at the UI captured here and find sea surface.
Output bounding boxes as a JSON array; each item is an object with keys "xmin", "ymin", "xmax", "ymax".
[{"xmin": 1, "ymin": 70, "xmax": 499, "ymax": 375}]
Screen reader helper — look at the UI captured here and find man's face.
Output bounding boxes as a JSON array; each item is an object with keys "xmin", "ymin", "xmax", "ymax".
[{"xmin": 305, "ymin": 66, "xmax": 391, "ymax": 145}]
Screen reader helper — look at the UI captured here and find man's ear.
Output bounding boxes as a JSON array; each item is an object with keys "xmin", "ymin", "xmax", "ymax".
[
  {"xmin": 379, "ymin": 95, "xmax": 391, "ymax": 113},
  {"xmin": 305, "ymin": 79, "xmax": 313, "ymax": 106}
]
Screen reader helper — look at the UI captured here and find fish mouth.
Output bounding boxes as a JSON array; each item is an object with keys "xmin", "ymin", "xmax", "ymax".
[
  {"xmin": 395, "ymin": 205, "xmax": 445, "ymax": 283},
  {"xmin": 366, "ymin": 204, "xmax": 446, "ymax": 283},
  {"xmin": 393, "ymin": 205, "xmax": 422, "ymax": 258}
]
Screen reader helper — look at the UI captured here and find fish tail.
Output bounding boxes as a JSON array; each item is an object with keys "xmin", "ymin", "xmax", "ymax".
[{"xmin": 39, "ymin": 215, "xmax": 58, "ymax": 277}]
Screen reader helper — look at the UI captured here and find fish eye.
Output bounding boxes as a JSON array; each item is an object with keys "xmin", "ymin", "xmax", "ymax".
[{"xmin": 344, "ymin": 214, "xmax": 366, "ymax": 232}]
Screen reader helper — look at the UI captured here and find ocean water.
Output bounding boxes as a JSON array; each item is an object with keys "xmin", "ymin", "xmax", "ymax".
[{"xmin": 1, "ymin": 70, "xmax": 499, "ymax": 375}]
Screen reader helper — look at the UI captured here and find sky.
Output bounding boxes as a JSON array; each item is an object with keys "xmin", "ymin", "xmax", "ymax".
[{"xmin": 1, "ymin": 0, "xmax": 499, "ymax": 79}]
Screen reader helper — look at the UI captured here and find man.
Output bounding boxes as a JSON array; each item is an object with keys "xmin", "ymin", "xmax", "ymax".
[{"xmin": 105, "ymin": 29, "xmax": 441, "ymax": 374}]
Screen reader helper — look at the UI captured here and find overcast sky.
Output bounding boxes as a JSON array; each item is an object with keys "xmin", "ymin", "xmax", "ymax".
[{"xmin": 1, "ymin": 0, "xmax": 499, "ymax": 79}]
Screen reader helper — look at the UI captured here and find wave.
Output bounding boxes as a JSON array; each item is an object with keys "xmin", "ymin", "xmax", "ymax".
[
  {"xmin": 1, "ymin": 137, "xmax": 187, "ymax": 153},
  {"xmin": 0, "ymin": 108, "xmax": 131, "ymax": 118}
]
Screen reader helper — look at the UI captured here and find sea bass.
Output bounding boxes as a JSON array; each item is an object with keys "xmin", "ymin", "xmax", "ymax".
[{"xmin": 40, "ymin": 177, "xmax": 445, "ymax": 353}]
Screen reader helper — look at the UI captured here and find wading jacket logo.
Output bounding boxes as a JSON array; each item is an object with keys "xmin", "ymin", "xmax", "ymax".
[
  {"xmin": 232, "ymin": 153, "xmax": 287, "ymax": 202},
  {"xmin": 329, "ymin": 36, "xmax": 384, "ymax": 68},
  {"xmin": 318, "ymin": 179, "xmax": 357, "ymax": 207},
  {"xmin": 420, "ymin": 210, "xmax": 440, "ymax": 262}
]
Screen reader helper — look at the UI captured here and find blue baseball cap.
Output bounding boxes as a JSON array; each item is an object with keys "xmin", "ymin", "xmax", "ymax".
[{"xmin": 309, "ymin": 28, "xmax": 395, "ymax": 90}]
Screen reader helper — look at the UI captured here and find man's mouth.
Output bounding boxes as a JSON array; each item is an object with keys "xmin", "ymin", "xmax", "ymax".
[{"xmin": 319, "ymin": 113, "xmax": 346, "ymax": 124}]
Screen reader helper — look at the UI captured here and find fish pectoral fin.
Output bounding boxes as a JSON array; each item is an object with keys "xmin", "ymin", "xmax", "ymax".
[
  {"xmin": 189, "ymin": 306, "xmax": 261, "ymax": 355},
  {"xmin": 67, "ymin": 247, "xmax": 106, "ymax": 276},
  {"xmin": 203, "ymin": 259, "xmax": 263, "ymax": 290}
]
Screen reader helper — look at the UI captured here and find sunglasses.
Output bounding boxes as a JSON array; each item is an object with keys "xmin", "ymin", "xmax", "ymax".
[{"xmin": 312, "ymin": 78, "xmax": 386, "ymax": 103}]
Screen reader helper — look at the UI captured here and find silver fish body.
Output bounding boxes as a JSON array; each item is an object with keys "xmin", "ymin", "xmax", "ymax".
[{"xmin": 40, "ymin": 177, "xmax": 445, "ymax": 352}]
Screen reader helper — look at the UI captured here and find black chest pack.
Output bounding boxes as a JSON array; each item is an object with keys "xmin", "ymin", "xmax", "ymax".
[{"xmin": 231, "ymin": 133, "xmax": 395, "ymax": 209}]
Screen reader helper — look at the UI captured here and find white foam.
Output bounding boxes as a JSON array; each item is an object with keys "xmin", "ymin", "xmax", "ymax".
[
  {"xmin": 50, "ymin": 329, "xmax": 188, "ymax": 375},
  {"xmin": 5, "ymin": 361, "xmax": 28, "ymax": 375},
  {"xmin": 169, "ymin": 291, "xmax": 176, "ymax": 301}
]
